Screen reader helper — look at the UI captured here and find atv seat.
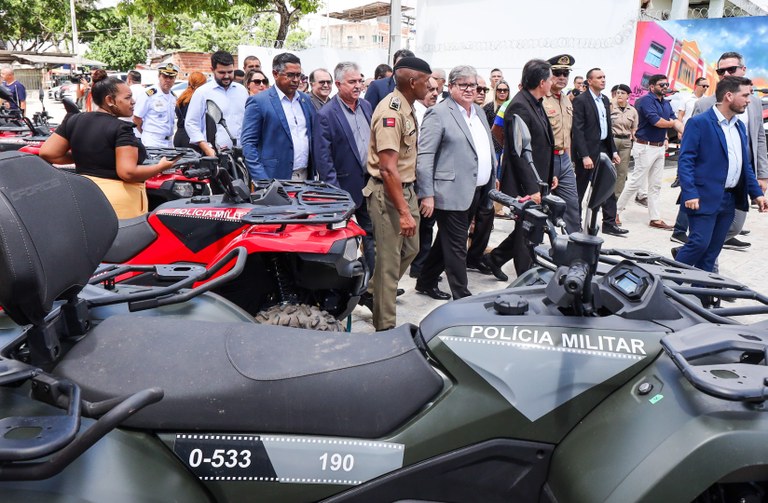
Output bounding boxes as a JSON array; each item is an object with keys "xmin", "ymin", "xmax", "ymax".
[
  {"xmin": 54, "ymin": 315, "xmax": 444, "ymax": 438},
  {"xmin": 103, "ymin": 214, "xmax": 158, "ymax": 263}
]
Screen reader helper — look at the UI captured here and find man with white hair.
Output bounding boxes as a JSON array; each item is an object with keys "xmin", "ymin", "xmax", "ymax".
[{"xmin": 1, "ymin": 66, "xmax": 26, "ymax": 116}]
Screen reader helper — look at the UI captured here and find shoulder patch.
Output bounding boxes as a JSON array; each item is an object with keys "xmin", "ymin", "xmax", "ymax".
[
  {"xmin": 389, "ymin": 97, "xmax": 401, "ymax": 111},
  {"xmin": 146, "ymin": 88, "xmax": 157, "ymax": 96},
  {"xmin": 383, "ymin": 117, "xmax": 396, "ymax": 127}
]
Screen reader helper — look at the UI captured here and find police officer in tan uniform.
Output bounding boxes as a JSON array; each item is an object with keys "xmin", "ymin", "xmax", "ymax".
[
  {"xmin": 543, "ymin": 54, "xmax": 581, "ymax": 233},
  {"xmin": 362, "ymin": 56, "xmax": 432, "ymax": 331}
]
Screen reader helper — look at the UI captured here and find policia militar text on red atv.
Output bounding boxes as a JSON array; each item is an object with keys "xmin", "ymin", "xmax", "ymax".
[{"xmin": 2, "ymin": 116, "xmax": 768, "ymax": 502}]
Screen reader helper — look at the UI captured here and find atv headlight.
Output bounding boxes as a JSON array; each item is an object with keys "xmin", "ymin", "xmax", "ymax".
[
  {"xmin": 343, "ymin": 237, "xmax": 361, "ymax": 261},
  {"xmin": 172, "ymin": 182, "xmax": 194, "ymax": 198}
]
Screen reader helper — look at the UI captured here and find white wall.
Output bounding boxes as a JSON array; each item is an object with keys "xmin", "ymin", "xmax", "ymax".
[{"xmin": 415, "ymin": 0, "xmax": 640, "ymax": 91}]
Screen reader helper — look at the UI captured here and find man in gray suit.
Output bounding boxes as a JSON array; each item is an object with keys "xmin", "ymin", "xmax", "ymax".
[
  {"xmin": 672, "ymin": 51, "xmax": 768, "ymax": 249},
  {"xmin": 415, "ymin": 65, "xmax": 497, "ymax": 300}
]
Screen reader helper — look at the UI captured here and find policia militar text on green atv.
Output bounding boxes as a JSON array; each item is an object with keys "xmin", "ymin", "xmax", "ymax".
[{"xmin": 1, "ymin": 116, "xmax": 768, "ymax": 502}]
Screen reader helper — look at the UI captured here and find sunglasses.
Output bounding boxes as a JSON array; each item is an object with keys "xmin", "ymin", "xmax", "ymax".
[
  {"xmin": 657, "ymin": 82, "xmax": 670, "ymax": 88},
  {"xmin": 715, "ymin": 65, "xmax": 742, "ymax": 76},
  {"xmin": 250, "ymin": 79, "xmax": 268, "ymax": 85},
  {"xmin": 477, "ymin": 86, "xmax": 489, "ymax": 93},
  {"xmin": 496, "ymin": 88, "xmax": 510, "ymax": 93},
  {"xmin": 552, "ymin": 70, "xmax": 570, "ymax": 77},
  {"xmin": 699, "ymin": 84, "xmax": 709, "ymax": 88},
  {"xmin": 316, "ymin": 80, "xmax": 332, "ymax": 86}
]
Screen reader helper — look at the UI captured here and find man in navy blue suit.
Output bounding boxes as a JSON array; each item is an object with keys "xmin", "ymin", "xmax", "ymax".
[
  {"xmin": 364, "ymin": 49, "xmax": 414, "ymax": 111},
  {"xmin": 241, "ymin": 52, "xmax": 315, "ymax": 181},
  {"xmin": 313, "ymin": 62, "xmax": 375, "ymax": 275},
  {"xmin": 675, "ymin": 76, "xmax": 767, "ymax": 272}
]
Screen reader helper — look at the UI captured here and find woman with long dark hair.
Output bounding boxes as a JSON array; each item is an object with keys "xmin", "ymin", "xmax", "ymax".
[{"xmin": 40, "ymin": 69, "xmax": 175, "ymax": 219}]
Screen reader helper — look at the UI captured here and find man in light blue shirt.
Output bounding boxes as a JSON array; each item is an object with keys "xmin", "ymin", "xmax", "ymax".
[
  {"xmin": 241, "ymin": 52, "xmax": 315, "ymax": 181},
  {"xmin": 185, "ymin": 50, "xmax": 248, "ymax": 157}
]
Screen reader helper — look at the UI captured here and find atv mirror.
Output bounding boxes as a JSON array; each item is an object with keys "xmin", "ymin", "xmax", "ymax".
[
  {"xmin": 587, "ymin": 153, "xmax": 617, "ymax": 210},
  {"xmin": 0, "ymin": 86, "xmax": 16, "ymax": 106},
  {"xmin": 205, "ymin": 99, "xmax": 224, "ymax": 127},
  {"xmin": 61, "ymin": 98, "xmax": 80, "ymax": 115},
  {"xmin": 509, "ymin": 114, "xmax": 548, "ymax": 195}
]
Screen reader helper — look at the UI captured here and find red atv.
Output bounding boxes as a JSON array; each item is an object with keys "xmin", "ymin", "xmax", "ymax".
[{"xmin": 100, "ymin": 159, "xmax": 368, "ymax": 331}]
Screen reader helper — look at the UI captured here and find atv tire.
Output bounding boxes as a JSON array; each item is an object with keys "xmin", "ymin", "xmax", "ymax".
[{"xmin": 255, "ymin": 303, "xmax": 344, "ymax": 332}]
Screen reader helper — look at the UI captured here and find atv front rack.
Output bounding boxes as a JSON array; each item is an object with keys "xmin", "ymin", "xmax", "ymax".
[
  {"xmin": 243, "ymin": 180, "xmax": 356, "ymax": 229},
  {"xmin": 662, "ymin": 322, "xmax": 768, "ymax": 402}
]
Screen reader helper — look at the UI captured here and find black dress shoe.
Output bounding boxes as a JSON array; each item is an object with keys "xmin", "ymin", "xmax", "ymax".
[
  {"xmin": 415, "ymin": 285, "xmax": 451, "ymax": 300},
  {"xmin": 467, "ymin": 260, "xmax": 492, "ymax": 275},
  {"xmin": 358, "ymin": 292, "xmax": 373, "ymax": 312},
  {"xmin": 396, "ymin": 288, "xmax": 405, "ymax": 296},
  {"xmin": 603, "ymin": 223, "xmax": 629, "ymax": 236},
  {"xmin": 481, "ymin": 254, "xmax": 508, "ymax": 281}
]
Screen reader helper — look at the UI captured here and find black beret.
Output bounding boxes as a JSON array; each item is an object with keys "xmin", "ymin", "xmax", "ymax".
[
  {"xmin": 616, "ymin": 84, "xmax": 631, "ymax": 94},
  {"xmin": 547, "ymin": 54, "xmax": 575, "ymax": 69},
  {"xmin": 393, "ymin": 57, "xmax": 432, "ymax": 75}
]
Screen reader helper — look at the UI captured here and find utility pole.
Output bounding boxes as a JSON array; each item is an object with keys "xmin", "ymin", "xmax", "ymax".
[
  {"xmin": 388, "ymin": 0, "xmax": 401, "ymax": 65},
  {"xmin": 69, "ymin": 0, "xmax": 79, "ymax": 71}
]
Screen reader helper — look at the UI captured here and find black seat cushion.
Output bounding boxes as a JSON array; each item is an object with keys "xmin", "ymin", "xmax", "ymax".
[
  {"xmin": 55, "ymin": 315, "xmax": 443, "ymax": 438},
  {"xmin": 0, "ymin": 152, "xmax": 117, "ymax": 325},
  {"xmin": 103, "ymin": 214, "xmax": 157, "ymax": 263}
]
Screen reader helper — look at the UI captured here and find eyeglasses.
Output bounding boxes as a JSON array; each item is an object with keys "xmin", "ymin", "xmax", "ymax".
[
  {"xmin": 316, "ymin": 80, "xmax": 332, "ymax": 86},
  {"xmin": 496, "ymin": 88, "xmax": 510, "ymax": 93},
  {"xmin": 476, "ymin": 86, "xmax": 489, "ymax": 93},
  {"xmin": 699, "ymin": 84, "xmax": 709, "ymax": 88},
  {"xmin": 715, "ymin": 65, "xmax": 742, "ymax": 76},
  {"xmin": 250, "ymin": 79, "xmax": 268, "ymax": 86},
  {"xmin": 657, "ymin": 82, "xmax": 670, "ymax": 88},
  {"xmin": 552, "ymin": 70, "xmax": 570, "ymax": 77},
  {"xmin": 454, "ymin": 82, "xmax": 477, "ymax": 91},
  {"xmin": 281, "ymin": 72, "xmax": 303, "ymax": 81}
]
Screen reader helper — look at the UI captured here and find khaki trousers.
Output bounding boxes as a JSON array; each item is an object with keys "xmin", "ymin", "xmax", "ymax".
[{"xmin": 365, "ymin": 179, "xmax": 420, "ymax": 331}]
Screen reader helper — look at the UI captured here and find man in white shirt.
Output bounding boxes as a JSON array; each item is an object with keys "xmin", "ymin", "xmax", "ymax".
[
  {"xmin": 185, "ymin": 50, "xmax": 248, "ymax": 157},
  {"xmin": 415, "ymin": 65, "xmax": 497, "ymax": 300}
]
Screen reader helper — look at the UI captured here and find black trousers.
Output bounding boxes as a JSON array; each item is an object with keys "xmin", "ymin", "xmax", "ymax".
[
  {"xmin": 488, "ymin": 217, "xmax": 532, "ymax": 277},
  {"xmin": 574, "ymin": 145, "xmax": 617, "ymax": 225},
  {"xmin": 467, "ymin": 203, "xmax": 494, "ymax": 265},
  {"xmin": 417, "ymin": 187, "xmax": 483, "ymax": 299},
  {"xmin": 410, "ymin": 206, "xmax": 435, "ymax": 275}
]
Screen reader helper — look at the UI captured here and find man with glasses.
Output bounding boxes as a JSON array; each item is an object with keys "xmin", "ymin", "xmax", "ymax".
[
  {"xmin": 308, "ymin": 68, "xmax": 333, "ymax": 111},
  {"xmin": 313, "ymin": 62, "xmax": 375, "ymax": 287},
  {"xmin": 671, "ymin": 51, "xmax": 768, "ymax": 250},
  {"xmin": 415, "ymin": 65, "xmax": 496, "ymax": 301},
  {"xmin": 241, "ymin": 52, "xmax": 315, "ymax": 181},
  {"xmin": 679, "ymin": 77, "xmax": 709, "ymax": 126},
  {"xmin": 542, "ymin": 54, "xmax": 580, "ymax": 233},
  {"xmin": 475, "ymin": 76, "xmax": 489, "ymax": 106},
  {"xmin": 133, "ymin": 63, "xmax": 180, "ymax": 148},
  {"xmin": 616, "ymin": 73, "xmax": 682, "ymax": 230},
  {"xmin": 186, "ymin": 50, "xmax": 248, "ymax": 158}
]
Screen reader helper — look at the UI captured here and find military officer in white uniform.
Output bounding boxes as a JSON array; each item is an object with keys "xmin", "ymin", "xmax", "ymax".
[{"xmin": 134, "ymin": 63, "xmax": 179, "ymax": 148}]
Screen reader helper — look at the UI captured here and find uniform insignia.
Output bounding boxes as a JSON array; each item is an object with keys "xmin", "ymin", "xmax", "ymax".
[
  {"xmin": 558, "ymin": 55, "xmax": 570, "ymax": 66},
  {"xmin": 146, "ymin": 88, "xmax": 157, "ymax": 96},
  {"xmin": 389, "ymin": 97, "xmax": 401, "ymax": 111},
  {"xmin": 383, "ymin": 118, "xmax": 396, "ymax": 128},
  {"xmin": 405, "ymin": 119, "xmax": 412, "ymax": 130}
]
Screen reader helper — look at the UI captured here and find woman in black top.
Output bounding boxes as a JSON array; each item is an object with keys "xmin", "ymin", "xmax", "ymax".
[
  {"xmin": 174, "ymin": 71, "xmax": 206, "ymax": 148},
  {"xmin": 41, "ymin": 69, "xmax": 174, "ymax": 219}
]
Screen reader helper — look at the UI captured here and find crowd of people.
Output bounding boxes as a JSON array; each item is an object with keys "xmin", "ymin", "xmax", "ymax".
[{"xmin": 9, "ymin": 45, "xmax": 765, "ymax": 330}]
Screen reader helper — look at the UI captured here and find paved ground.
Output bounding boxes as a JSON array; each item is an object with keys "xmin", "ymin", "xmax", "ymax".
[{"xmin": 26, "ymin": 93, "xmax": 768, "ymax": 330}]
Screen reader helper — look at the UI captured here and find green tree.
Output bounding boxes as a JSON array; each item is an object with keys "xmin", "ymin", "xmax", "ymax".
[
  {"xmin": 87, "ymin": 31, "xmax": 148, "ymax": 71},
  {"xmin": 0, "ymin": 0, "xmax": 98, "ymax": 52}
]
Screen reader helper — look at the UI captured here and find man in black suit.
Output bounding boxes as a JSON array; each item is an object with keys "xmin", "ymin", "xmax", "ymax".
[
  {"xmin": 482, "ymin": 58, "xmax": 555, "ymax": 280},
  {"xmin": 571, "ymin": 67, "xmax": 625, "ymax": 235},
  {"xmin": 364, "ymin": 49, "xmax": 415, "ymax": 110}
]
